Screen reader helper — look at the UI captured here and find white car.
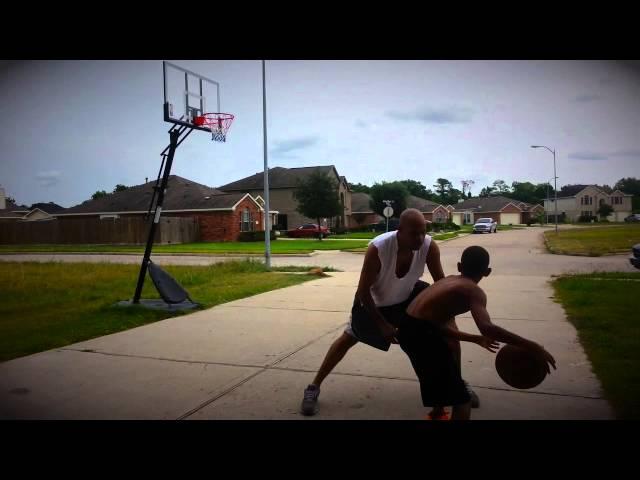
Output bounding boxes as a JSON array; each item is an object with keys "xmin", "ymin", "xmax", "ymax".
[{"xmin": 473, "ymin": 217, "xmax": 497, "ymax": 233}]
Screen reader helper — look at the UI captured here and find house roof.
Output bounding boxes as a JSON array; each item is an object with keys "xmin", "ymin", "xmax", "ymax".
[
  {"xmin": 218, "ymin": 165, "xmax": 339, "ymax": 191},
  {"xmin": 351, "ymin": 192, "xmax": 373, "ymax": 212},
  {"xmin": 0, "ymin": 200, "xmax": 30, "ymax": 218},
  {"xmin": 60, "ymin": 176, "xmax": 251, "ymax": 215},
  {"xmin": 452, "ymin": 195, "xmax": 523, "ymax": 213},
  {"xmin": 406, "ymin": 195, "xmax": 446, "ymax": 213},
  {"xmin": 29, "ymin": 202, "xmax": 66, "ymax": 214},
  {"xmin": 556, "ymin": 184, "xmax": 603, "ymax": 198}
]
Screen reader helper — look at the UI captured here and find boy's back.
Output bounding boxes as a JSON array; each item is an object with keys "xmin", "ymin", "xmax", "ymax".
[{"xmin": 406, "ymin": 274, "xmax": 482, "ymax": 324}]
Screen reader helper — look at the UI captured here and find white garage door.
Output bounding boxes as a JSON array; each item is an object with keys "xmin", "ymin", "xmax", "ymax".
[{"xmin": 500, "ymin": 213, "xmax": 521, "ymax": 225}]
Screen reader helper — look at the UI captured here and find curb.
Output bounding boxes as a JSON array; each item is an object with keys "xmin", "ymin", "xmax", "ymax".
[{"xmin": 0, "ymin": 251, "xmax": 317, "ymax": 258}]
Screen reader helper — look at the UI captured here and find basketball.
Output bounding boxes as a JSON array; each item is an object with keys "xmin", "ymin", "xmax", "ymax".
[{"xmin": 495, "ymin": 344, "xmax": 548, "ymax": 389}]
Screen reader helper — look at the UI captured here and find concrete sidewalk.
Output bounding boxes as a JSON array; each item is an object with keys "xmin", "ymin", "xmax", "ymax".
[{"xmin": 0, "ymin": 269, "xmax": 614, "ymax": 420}]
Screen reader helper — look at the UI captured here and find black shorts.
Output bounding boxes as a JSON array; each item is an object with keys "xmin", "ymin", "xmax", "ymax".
[
  {"xmin": 397, "ymin": 315, "xmax": 471, "ymax": 407},
  {"xmin": 348, "ymin": 280, "xmax": 430, "ymax": 351}
]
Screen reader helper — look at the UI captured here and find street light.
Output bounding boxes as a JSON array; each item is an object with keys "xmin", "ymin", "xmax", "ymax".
[
  {"xmin": 532, "ymin": 145, "xmax": 558, "ymax": 234},
  {"xmin": 545, "ymin": 176, "xmax": 558, "ymax": 225}
]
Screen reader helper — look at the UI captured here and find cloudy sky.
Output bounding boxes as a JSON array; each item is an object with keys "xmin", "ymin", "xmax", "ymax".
[{"xmin": 1, "ymin": 60, "xmax": 639, "ymax": 207}]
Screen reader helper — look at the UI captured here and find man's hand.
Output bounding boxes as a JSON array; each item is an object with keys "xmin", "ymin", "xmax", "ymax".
[
  {"xmin": 379, "ymin": 321, "xmax": 399, "ymax": 344},
  {"xmin": 476, "ymin": 336, "xmax": 500, "ymax": 353}
]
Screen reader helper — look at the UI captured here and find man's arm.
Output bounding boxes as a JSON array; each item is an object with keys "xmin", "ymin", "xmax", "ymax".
[
  {"xmin": 356, "ymin": 244, "xmax": 398, "ymax": 343},
  {"xmin": 426, "ymin": 240, "xmax": 445, "ymax": 282},
  {"xmin": 469, "ymin": 287, "xmax": 556, "ymax": 371}
]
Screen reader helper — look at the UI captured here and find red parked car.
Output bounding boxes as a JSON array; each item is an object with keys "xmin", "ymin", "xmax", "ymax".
[{"xmin": 287, "ymin": 223, "xmax": 331, "ymax": 238}]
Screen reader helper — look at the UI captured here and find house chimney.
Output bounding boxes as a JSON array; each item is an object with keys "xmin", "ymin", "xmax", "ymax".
[
  {"xmin": 145, "ymin": 177, "xmax": 148, "ymax": 184},
  {"xmin": 0, "ymin": 186, "xmax": 6, "ymax": 210}
]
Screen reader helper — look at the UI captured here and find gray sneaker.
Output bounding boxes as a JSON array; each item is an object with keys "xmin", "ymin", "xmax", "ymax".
[
  {"xmin": 301, "ymin": 384, "xmax": 320, "ymax": 416},
  {"xmin": 465, "ymin": 381, "xmax": 480, "ymax": 408}
]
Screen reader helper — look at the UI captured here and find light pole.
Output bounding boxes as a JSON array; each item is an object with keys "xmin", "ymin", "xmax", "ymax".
[
  {"xmin": 532, "ymin": 145, "xmax": 558, "ymax": 234},
  {"xmin": 262, "ymin": 60, "xmax": 271, "ymax": 268},
  {"xmin": 545, "ymin": 176, "xmax": 557, "ymax": 225}
]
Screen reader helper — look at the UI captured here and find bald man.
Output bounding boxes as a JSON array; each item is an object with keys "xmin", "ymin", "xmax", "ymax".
[{"xmin": 300, "ymin": 208, "xmax": 479, "ymax": 417}]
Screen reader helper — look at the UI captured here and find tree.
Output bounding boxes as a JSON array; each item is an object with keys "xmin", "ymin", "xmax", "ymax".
[
  {"xmin": 433, "ymin": 178, "xmax": 453, "ymax": 203},
  {"xmin": 597, "ymin": 203, "xmax": 614, "ymax": 219},
  {"xmin": 510, "ymin": 181, "xmax": 537, "ymax": 204},
  {"xmin": 293, "ymin": 171, "xmax": 342, "ymax": 240},
  {"xmin": 349, "ymin": 182, "xmax": 371, "ymax": 194},
  {"xmin": 91, "ymin": 190, "xmax": 108, "ymax": 200},
  {"xmin": 614, "ymin": 177, "xmax": 640, "ymax": 196},
  {"xmin": 369, "ymin": 181, "xmax": 409, "ymax": 218},
  {"xmin": 492, "ymin": 179, "xmax": 511, "ymax": 194},
  {"xmin": 467, "ymin": 191, "xmax": 472, "ymax": 199},
  {"xmin": 479, "ymin": 186, "xmax": 495, "ymax": 197},
  {"xmin": 5, "ymin": 196, "xmax": 16, "ymax": 204},
  {"xmin": 446, "ymin": 187, "xmax": 463, "ymax": 205},
  {"xmin": 399, "ymin": 179, "xmax": 432, "ymax": 199},
  {"xmin": 113, "ymin": 184, "xmax": 128, "ymax": 193}
]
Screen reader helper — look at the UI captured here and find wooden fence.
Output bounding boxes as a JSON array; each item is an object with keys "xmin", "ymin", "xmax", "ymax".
[{"xmin": 0, "ymin": 216, "xmax": 200, "ymax": 245}]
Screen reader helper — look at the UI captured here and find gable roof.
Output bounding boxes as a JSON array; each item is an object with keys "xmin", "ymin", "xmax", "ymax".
[
  {"xmin": 218, "ymin": 165, "xmax": 340, "ymax": 191},
  {"xmin": 0, "ymin": 199, "xmax": 30, "ymax": 218},
  {"xmin": 406, "ymin": 195, "xmax": 446, "ymax": 213},
  {"xmin": 30, "ymin": 202, "xmax": 66, "ymax": 214},
  {"xmin": 59, "ymin": 176, "xmax": 252, "ymax": 215},
  {"xmin": 351, "ymin": 192, "xmax": 373, "ymax": 213},
  {"xmin": 452, "ymin": 195, "xmax": 523, "ymax": 213}
]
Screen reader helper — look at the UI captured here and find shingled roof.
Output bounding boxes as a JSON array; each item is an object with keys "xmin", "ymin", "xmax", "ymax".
[
  {"xmin": 452, "ymin": 195, "xmax": 523, "ymax": 213},
  {"xmin": 60, "ymin": 176, "xmax": 255, "ymax": 215},
  {"xmin": 0, "ymin": 199, "xmax": 30, "ymax": 218},
  {"xmin": 30, "ymin": 202, "xmax": 66, "ymax": 214},
  {"xmin": 406, "ymin": 195, "xmax": 446, "ymax": 213},
  {"xmin": 218, "ymin": 166, "xmax": 340, "ymax": 191},
  {"xmin": 351, "ymin": 193, "xmax": 445, "ymax": 214}
]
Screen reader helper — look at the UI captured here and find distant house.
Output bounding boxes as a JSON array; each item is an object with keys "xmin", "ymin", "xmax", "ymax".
[
  {"xmin": 406, "ymin": 195, "xmax": 450, "ymax": 223},
  {"xmin": 56, "ymin": 176, "xmax": 276, "ymax": 241},
  {"xmin": 349, "ymin": 192, "xmax": 449, "ymax": 228},
  {"xmin": 0, "ymin": 186, "xmax": 34, "ymax": 221},
  {"xmin": 451, "ymin": 195, "xmax": 544, "ymax": 226},
  {"xmin": 20, "ymin": 202, "xmax": 66, "ymax": 222},
  {"xmin": 218, "ymin": 165, "xmax": 351, "ymax": 231},
  {"xmin": 544, "ymin": 185, "xmax": 632, "ymax": 222},
  {"xmin": 350, "ymin": 192, "xmax": 383, "ymax": 228}
]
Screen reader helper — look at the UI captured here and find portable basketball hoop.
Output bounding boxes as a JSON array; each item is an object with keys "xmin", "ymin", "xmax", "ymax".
[{"xmin": 194, "ymin": 113, "xmax": 235, "ymax": 142}]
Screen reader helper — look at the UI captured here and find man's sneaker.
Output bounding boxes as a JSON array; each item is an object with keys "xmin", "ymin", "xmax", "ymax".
[
  {"xmin": 465, "ymin": 381, "xmax": 480, "ymax": 408},
  {"xmin": 301, "ymin": 384, "xmax": 320, "ymax": 416}
]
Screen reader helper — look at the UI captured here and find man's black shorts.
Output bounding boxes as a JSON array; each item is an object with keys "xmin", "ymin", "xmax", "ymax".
[{"xmin": 347, "ymin": 280, "xmax": 430, "ymax": 351}]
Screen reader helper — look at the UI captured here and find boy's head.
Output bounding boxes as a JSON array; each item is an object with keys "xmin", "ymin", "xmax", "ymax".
[{"xmin": 458, "ymin": 246, "xmax": 491, "ymax": 281}]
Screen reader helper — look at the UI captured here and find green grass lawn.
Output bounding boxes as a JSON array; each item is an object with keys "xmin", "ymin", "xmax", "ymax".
[
  {"xmin": 0, "ymin": 260, "xmax": 318, "ymax": 362},
  {"xmin": 0, "ymin": 239, "xmax": 370, "ymax": 255},
  {"xmin": 552, "ymin": 272, "xmax": 640, "ymax": 419},
  {"xmin": 544, "ymin": 225, "xmax": 640, "ymax": 256}
]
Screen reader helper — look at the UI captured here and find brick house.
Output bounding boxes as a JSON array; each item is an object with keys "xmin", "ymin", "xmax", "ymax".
[
  {"xmin": 543, "ymin": 185, "xmax": 633, "ymax": 222},
  {"xmin": 218, "ymin": 165, "xmax": 351, "ymax": 231},
  {"xmin": 451, "ymin": 195, "xmax": 544, "ymax": 225},
  {"xmin": 57, "ymin": 176, "xmax": 275, "ymax": 242}
]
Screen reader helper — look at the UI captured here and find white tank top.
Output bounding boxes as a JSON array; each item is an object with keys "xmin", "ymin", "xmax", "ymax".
[{"xmin": 368, "ymin": 231, "xmax": 432, "ymax": 307}]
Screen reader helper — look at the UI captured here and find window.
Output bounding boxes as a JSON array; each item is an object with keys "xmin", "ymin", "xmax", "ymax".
[{"xmin": 240, "ymin": 208, "xmax": 253, "ymax": 232}]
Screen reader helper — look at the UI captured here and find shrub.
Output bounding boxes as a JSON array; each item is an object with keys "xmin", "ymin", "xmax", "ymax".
[{"xmin": 238, "ymin": 230, "xmax": 277, "ymax": 242}]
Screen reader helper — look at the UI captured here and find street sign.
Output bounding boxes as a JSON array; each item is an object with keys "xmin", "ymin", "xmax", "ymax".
[{"xmin": 383, "ymin": 206, "xmax": 394, "ymax": 218}]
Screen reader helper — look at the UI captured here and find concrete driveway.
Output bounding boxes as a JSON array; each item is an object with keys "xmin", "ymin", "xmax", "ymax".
[{"xmin": 0, "ymin": 227, "xmax": 629, "ymax": 419}]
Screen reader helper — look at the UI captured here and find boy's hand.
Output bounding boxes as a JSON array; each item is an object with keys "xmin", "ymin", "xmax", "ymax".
[
  {"xmin": 531, "ymin": 344, "xmax": 556, "ymax": 373},
  {"xmin": 476, "ymin": 336, "xmax": 500, "ymax": 353}
]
